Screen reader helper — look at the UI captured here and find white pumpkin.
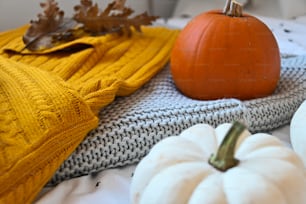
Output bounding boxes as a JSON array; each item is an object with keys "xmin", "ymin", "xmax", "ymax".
[
  {"xmin": 130, "ymin": 122, "xmax": 306, "ymax": 204},
  {"xmin": 291, "ymin": 100, "xmax": 306, "ymax": 167}
]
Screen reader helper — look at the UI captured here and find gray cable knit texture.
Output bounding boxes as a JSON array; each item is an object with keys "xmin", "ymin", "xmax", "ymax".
[{"xmin": 49, "ymin": 55, "xmax": 306, "ymax": 185}]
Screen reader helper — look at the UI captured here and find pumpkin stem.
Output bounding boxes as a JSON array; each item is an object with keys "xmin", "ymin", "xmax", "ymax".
[
  {"xmin": 208, "ymin": 121, "xmax": 246, "ymax": 171},
  {"xmin": 223, "ymin": 0, "xmax": 243, "ymax": 17}
]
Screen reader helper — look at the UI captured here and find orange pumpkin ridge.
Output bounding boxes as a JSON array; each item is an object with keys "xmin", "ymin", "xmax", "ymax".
[{"xmin": 170, "ymin": 6, "xmax": 280, "ymax": 100}]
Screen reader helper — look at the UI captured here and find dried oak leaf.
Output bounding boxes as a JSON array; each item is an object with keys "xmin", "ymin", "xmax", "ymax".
[
  {"xmin": 73, "ymin": 0, "xmax": 158, "ymax": 36},
  {"xmin": 23, "ymin": 0, "xmax": 78, "ymax": 51},
  {"xmin": 22, "ymin": 0, "xmax": 158, "ymax": 51}
]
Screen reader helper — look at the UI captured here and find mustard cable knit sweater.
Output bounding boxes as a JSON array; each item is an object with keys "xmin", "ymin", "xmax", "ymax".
[{"xmin": 0, "ymin": 25, "xmax": 179, "ymax": 204}]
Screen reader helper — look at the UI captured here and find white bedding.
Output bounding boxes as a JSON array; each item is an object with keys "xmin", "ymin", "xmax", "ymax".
[
  {"xmin": 35, "ymin": 127, "xmax": 292, "ymax": 204},
  {"xmin": 35, "ymin": 13, "xmax": 306, "ymax": 204}
]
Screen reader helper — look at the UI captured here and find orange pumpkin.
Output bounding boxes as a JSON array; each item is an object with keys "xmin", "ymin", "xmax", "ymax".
[{"xmin": 170, "ymin": 0, "xmax": 280, "ymax": 100}]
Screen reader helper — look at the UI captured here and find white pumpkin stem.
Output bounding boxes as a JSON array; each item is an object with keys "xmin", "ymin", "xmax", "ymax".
[
  {"xmin": 223, "ymin": 0, "xmax": 243, "ymax": 17},
  {"xmin": 208, "ymin": 121, "xmax": 246, "ymax": 171}
]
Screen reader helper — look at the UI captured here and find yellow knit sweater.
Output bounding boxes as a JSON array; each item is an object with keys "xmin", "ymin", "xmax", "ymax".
[{"xmin": 0, "ymin": 25, "xmax": 179, "ymax": 203}]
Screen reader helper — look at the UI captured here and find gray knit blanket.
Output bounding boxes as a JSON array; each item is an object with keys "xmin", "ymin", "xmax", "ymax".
[{"xmin": 49, "ymin": 55, "xmax": 306, "ymax": 185}]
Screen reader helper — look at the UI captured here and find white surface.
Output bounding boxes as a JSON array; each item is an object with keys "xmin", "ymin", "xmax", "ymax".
[
  {"xmin": 34, "ymin": 14, "xmax": 306, "ymax": 204},
  {"xmin": 173, "ymin": 0, "xmax": 306, "ymax": 19},
  {"xmin": 36, "ymin": 165, "xmax": 135, "ymax": 204}
]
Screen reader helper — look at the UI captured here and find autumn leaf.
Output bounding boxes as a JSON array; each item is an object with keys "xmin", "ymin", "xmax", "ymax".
[
  {"xmin": 22, "ymin": 0, "xmax": 158, "ymax": 51},
  {"xmin": 73, "ymin": 0, "xmax": 158, "ymax": 35},
  {"xmin": 23, "ymin": 0, "xmax": 79, "ymax": 51}
]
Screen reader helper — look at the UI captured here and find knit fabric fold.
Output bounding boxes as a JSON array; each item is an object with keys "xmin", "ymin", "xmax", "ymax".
[
  {"xmin": 0, "ymin": 56, "xmax": 99, "ymax": 204},
  {"xmin": 0, "ymin": 25, "xmax": 179, "ymax": 203}
]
